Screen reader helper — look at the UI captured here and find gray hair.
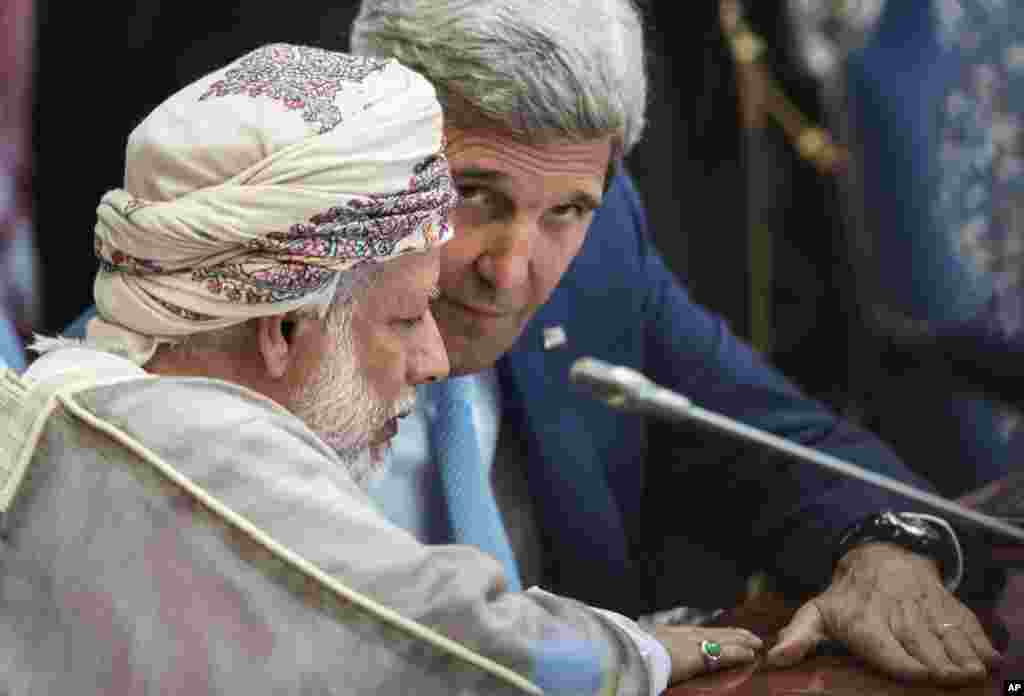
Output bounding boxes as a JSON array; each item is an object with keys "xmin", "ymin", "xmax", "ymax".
[{"xmin": 349, "ymin": 0, "xmax": 649, "ymax": 157}]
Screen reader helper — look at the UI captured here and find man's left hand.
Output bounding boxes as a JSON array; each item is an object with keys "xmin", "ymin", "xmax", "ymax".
[{"xmin": 765, "ymin": 542, "xmax": 1001, "ymax": 684}]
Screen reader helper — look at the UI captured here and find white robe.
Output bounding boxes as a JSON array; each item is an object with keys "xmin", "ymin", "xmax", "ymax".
[{"xmin": 0, "ymin": 348, "xmax": 650, "ymax": 695}]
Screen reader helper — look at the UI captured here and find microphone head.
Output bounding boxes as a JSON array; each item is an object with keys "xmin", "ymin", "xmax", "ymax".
[
  {"xmin": 569, "ymin": 357, "xmax": 649, "ymax": 409},
  {"xmin": 569, "ymin": 357, "xmax": 626, "ymax": 407},
  {"xmin": 568, "ymin": 357, "xmax": 606, "ymax": 383}
]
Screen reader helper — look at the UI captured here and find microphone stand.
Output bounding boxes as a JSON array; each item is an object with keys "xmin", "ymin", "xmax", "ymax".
[{"xmin": 570, "ymin": 357, "xmax": 1024, "ymax": 545}]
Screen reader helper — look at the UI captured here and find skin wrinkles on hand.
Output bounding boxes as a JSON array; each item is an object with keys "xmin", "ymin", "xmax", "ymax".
[{"xmin": 768, "ymin": 542, "xmax": 999, "ymax": 685}]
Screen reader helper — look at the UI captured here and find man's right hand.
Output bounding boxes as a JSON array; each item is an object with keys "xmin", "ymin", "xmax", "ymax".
[{"xmin": 651, "ymin": 624, "xmax": 762, "ymax": 683}]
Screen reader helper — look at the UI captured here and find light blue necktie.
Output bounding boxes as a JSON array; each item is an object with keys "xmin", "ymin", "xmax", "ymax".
[{"xmin": 426, "ymin": 376, "xmax": 522, "ymax": 592}]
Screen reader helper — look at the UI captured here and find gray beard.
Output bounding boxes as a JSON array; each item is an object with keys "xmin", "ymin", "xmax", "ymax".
[
  {"xmin": 329, "ymin": 439, "xmax": 392, "ymax": 489},
  {"xmin": 289, "ymin": 308, "xmax": 381, "ymax": 487},
  {"xmin": 288, "ymin": 305, "xmax": 411, "ymax": 489}
]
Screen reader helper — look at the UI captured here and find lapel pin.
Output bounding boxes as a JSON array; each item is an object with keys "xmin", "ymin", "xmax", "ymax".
[{"xmin": 543, "ymin": 325, "xmax": 567, "ymax": 350}]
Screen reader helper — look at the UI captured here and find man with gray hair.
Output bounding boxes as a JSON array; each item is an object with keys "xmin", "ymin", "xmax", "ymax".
[
  {"xmin": 3, "ymin": 43, "xmax": 741, "ymax": 694},
  {"xmin": 342, "ymin": 0, "xmax": 1002, "ymax": 686}
]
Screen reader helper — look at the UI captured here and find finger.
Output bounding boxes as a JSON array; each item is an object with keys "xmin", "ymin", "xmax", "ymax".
[
  {"xmin": 958, "ymin": 610, "xmax": 1003, "ymax": 667},
  {"xmin": 670, "ymin": 640, "xmax": 758, "ymax": 682},
  {"xmin": 891, "ymin": 600, "xmax": 961, "ymax": 682},
  {"xmin": 695, "ymin": 643, "xmax": 758, "ymax": 679},
  {"xmin": 920, "ymin": 598, "xmax": 992, "ymax": 682},
  {"xmin": 766, "ymin": 600, "xmax": 827, "ymax": 667},
  {"xmin": 701, "ymin": 627, "xmax": 764, "ymax": 651},
  {"xmin": 654, "ymin": 627, "xmax": 762, "ymax": 683},
  {"xmin": 935, "ymin": 623, "xmax": 988, "ymax": 680},
  {"xmin": 714, "ymin": 643, "xmax": 759, "ymax": 670},
  {"xmin": 838, "ymin": 610, "xmax": 929, "ymax": 681}
]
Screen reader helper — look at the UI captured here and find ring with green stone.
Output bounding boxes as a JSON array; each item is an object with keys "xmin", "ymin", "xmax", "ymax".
[{"xmin": 699, "ymin": 640, "xmax": 723, "ymax": 669}]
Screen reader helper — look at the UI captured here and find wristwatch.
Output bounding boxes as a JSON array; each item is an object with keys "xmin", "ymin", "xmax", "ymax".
[{"xmin": 833, "ymin": 511, "xmax": 964, "ymax": 592}]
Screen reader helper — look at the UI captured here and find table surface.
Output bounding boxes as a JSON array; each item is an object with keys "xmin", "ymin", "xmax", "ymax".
[
  {"xmin": 663, "ymin": 588, "xmax": 1021, "ymax": 695},
  {"xmin": 663, "ymin": 473, "xmax": 1024, "ymax": 695}
]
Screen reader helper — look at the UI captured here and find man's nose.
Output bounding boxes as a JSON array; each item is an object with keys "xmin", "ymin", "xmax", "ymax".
[
  {"xmin": 414, "ymin": 311, "xmax": 450, "ymax": 384},
  {"xmin": 475, "ymin": 221, "xmax": 533, "ymax": 290}
]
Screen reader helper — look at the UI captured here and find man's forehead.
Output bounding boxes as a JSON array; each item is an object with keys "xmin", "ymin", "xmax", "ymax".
[
  {"xmin": 365, "ymin": 250, "xmax": 440, "ymax": 309},
  {"xmin": 444, "ymin": 126, "xmax": 613, "ymax": 188}
]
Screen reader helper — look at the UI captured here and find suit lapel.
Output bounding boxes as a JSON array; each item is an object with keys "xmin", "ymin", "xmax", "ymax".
[{"xmin": 497, "ymin": 288, "xmax": 632, "ymax": 604}]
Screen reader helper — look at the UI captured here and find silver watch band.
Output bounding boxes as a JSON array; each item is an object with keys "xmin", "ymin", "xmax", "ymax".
[{"xmin": 899, "ymin": 512, "xmax": 964, "ymax": 593}]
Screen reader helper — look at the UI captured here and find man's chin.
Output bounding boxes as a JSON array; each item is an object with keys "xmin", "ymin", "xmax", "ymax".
[
  {"xmin": 434, "ymin": 301, "xmax": 526, "ymax": 373},
  {"xmin": 441, "ymin": 332, "xmax": 509, "ymax": 375},
  {"xmin": 339, "ymin": 443, "xmax": 391, "ymax": 488},
  {"xmin": 317, "ymin": 433, "xmax": 389, "ymax": 485},
  {"xmin": 368, "ymin": 440, "xmax": 392, "ymax": 464},
  {"xmin": 320, "ymin": 432, "xmax": 361, "ymax": 457}
]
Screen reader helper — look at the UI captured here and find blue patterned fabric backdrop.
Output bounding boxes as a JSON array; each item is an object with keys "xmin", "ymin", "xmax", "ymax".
[
  {"xmin": 935, "ymin": 0, "xmax": 1024, "ymax": 445},
  {"xmin": 937, "ymin": 0, "xmax": 1024, "ymax": 334}
]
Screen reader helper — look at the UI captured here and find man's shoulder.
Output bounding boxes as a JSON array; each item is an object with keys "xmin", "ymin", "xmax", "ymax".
[
  {"xmin": 78, "ymin": 372, "xmax": 323, "ymax": 455},
  {"xmin": 21, "ymin": 346, "xmax": 335, "ymax": 475},
  {"xmin": 56, "ymin": 367, "xmax": 353, "ymax": 513},
  {"xmin": 24, "ymin": 347, "xmax": 290, "ymax": 429}
]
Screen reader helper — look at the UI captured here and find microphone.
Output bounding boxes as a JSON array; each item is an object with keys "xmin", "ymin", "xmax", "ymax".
[{"xmin": 569, "ymin": 357, "xmax": 1024, "ymax": 544}]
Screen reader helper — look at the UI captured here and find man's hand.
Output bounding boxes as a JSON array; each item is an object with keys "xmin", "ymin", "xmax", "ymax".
[
  {"xmin": 765, "ymin": 542, "xmax": 1001, "ymax": 684},
  {"xmin": 651, "ymin": 624, "xmax": 762, "ymax": 684}
]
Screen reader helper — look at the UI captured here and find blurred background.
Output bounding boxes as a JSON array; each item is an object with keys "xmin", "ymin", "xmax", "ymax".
[
  {"xmin": 26, "ymin": 0, "xmax": 725, "ymax": 335},
  {"xmin": 7, "ymin": 0, "xmax": 1024, "ymax": 605},
  {"xmin": 18, "ymin": 1, "xmax": 848, "ymax": 378}
]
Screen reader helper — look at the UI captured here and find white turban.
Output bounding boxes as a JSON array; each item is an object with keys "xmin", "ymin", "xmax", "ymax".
[{"xmin": 88, "ymin": 43, "xmax": 456, "ymax": 363}]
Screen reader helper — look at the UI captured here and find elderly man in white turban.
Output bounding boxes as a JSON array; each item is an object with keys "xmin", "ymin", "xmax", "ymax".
[{"xmin": 0, "ymin": 44, "xmax": 729, "ymax": 695}]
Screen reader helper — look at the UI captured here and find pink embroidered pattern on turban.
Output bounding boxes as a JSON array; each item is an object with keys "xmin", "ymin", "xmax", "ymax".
[{"xmin": 88, "ymin": 44, "xmax": 457, "ymax": 363}]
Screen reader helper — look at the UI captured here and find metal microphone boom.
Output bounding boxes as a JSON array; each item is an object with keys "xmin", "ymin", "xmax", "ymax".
[{"xmin": 569, "ymin": 356, "xmax": 1024, "ymax": 544}]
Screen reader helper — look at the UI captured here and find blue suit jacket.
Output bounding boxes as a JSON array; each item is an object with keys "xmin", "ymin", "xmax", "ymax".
[
  {"xmin": 64, "ymin": 173, "xmax": 962, "ymax": 616},
  {"xmin": 495, "ymin": 173, "xmax": 945, "ymax": 615}
]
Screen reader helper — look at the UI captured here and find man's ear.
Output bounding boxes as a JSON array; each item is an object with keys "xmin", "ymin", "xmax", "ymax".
[{"xmin": 255, "ymin": 315, "xmax": 295, "ymax": 380}]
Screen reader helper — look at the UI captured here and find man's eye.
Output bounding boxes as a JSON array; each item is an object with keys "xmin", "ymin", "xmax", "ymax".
[
  {"xmin": 457, "ymin": 185, "xmax": 491, "ymax": 206},
  {"xmin": 395, "ymin": 315, "xmax": 425, "ymax": 329},
  {"xmin": 550, "ymin": 203, "xmax": 588, "ymax": 220}
]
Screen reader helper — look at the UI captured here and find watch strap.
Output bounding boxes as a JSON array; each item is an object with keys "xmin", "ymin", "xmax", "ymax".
[{"xmin": 833, "ymin": 511, "xmax": 963, "ymax": 593}]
